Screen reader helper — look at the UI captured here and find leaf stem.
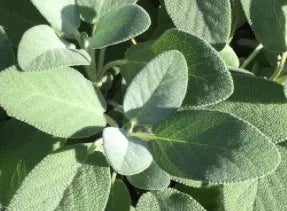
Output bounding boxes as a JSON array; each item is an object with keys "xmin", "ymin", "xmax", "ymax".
[
  {"xmin": 270, "ymin": 52, "xmax": 287, "ymax": 81},
  {"xmin": 240, "ymin": 44, "xmax": 263, "ymax": 69},
  {"xmin": 111, "ymin": 171, "xmax": 117, "ymax": 185},
  {"xmin": 97, "ymin": 59, "xmax": 129, "ymax": 82},
  {"xmin": 97, "ymin": 48, "xmax": 106, "ymax": 76}
]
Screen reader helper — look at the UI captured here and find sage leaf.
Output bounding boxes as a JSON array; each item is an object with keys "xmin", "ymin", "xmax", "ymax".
[
  {"xmin": 123, "ymin": 50, "xmax": 188, "ymax": 125},
  {"xmin": 0, "ymin": 67, "xmax": 106, "ymax": 138},
  {"xmin": 18, "ymin": 25, "xmax": 91, "ymax": 71},
  {"xmin": 0, "ymin": 26, "xmax": 14, "ymax": 70},
  {"xmin": 103, "ymin": 127, "xmax": 152, "ymax": 175},
  {"xmin": 207, "ymin": 73, "xmax": 287, "ymax": 143},
  {"xmin": 164, "ymin": 0, "xmax": 231, "ymax": 49},
  {"xmin": 77, "ymin": 0, "xmax": 136, "ymax": 24},
  {"xmin": 106, "ymin": 179, "xmax": 131, "ymax": 211},
  {"xmin": 121, "ymin": 29, "xmax": 234, "ymax": 108},
  {"xmin": 89, "ymin": 4, "xmax": 150, "ymax": 49},
  {"xmin": 145, "ymin": 110, "xmax": 280, "ymax": 183},
  {"xmin": 8, "ymin": 145, "xmax": 111, "ymax": 210},
  {"xmin": 230, "ymin": 0, "xmax": 246, "ymax": 38},
  {"xmin": 31, "ymin": 0, "xmax": 80, "ymax": 34},
  {"xmin": 136, "ymin": 188, "xmax": 205, "ymax": 211},
  {"xmin": 0, "ymin": 119, "xmax": 59, "ymax": 206},
  {"xmin": 218, "ymin": 45, "xmax": 240, "ymax": 67},
  {"xmin": 127, "ymin": 161, "xmax": 171, "ymax": 191},
  {"xmin": 241, "ymin": 0, "xmax": 287, "ymax": 52}
]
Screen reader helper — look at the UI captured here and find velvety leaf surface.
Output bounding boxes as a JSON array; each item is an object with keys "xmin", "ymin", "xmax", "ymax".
[
  {"xmin": 123, "ymin": 50, "xmax": 188, "ymax": 125},
  {"xmin": 241, "ymin": 0, "xmax": 287, "ymax": 52},
  {"xmin": 139, "ymin": 110, "xmax": 280, "ymax": 183},
  {"xmin": 89, "ymin": 4, "xmax": 150, "ymax": 49},
  {"xmin": 103, "ymin": 127, "xmax": 152, "ymax": 175},
  {"xmin": 121, "ymin": 29, "xmax": 234, "ymax": 107},
  {"xmin": 18, "ymin": 25, "xmax": 90, "ymax": 71},
  {"xmin": 127, "ymin": 161, "xmax": 171, "ymax": 190},
  {"xmin": 0, "ymin": 67, "xmax": 106, "ymax": 138},
  {"xmin": 207, "ymin": 73, "xmax": 287, "ymax": 143},
  {"xmin": 106, "ymin": 179, "xmax": 131, "ymax": 211},
  {"xmin": 8, "ymin": 145, "xmax": 111, "ymax": 210},
  {"xmin": 218, "ymin": 45, "xmax": 240, "ymax": 67},
  {"xmin": 31, "ymin": 0, "xmax": 80, "ymax": 34},
  {"xmin": 77, "ymin": 0, "xmax": 136, "ymax": 24},
  {"xmin": 0, "ymin": 26, "xmax": 14, "ymax": 70},
  {"xmin": 136, "ymin": 188, "xmax": 205, "ymax": 211},
  {"xmin": 0, "ymin": 119, "xmax": 58, "ymax": 206},
  {"xmin": 164, "ymin": 0, "xmax": 231, "ymax": 49}
]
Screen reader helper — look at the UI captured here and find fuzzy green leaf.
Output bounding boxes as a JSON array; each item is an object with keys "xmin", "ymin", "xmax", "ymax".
[
  {"xmin": 0, "ymin": 67, "xmax": 106, "ymax": 138},
  {"xmin": 127, "ymin": 161, "xmax": 171, "ymax": 190},
  {"xmin": 218, "ymin": 45, "xmax": 240, "ymax": 67},
  {"xmin": 241, "ymin": 0, "xmax": 287, "ymax": 52},
  {"xmin": 141, "ymin": 110, "xmax": 280, "ymax": 183},
  {"xmin": 18, "ymin": 25, "xmax": 90, "ymax": 71},
  {"xmin": 164, "ymin": 0, "xmax": 231, "ymax": 49},
  {"xmin": 103, "ymin": 127, "xmax": 152, "ymax": 175},
  {"xmin": 207, "ymin": 73, "xmax": 287, "ymax": 143},
  {"xmin": 31, "ymin": 0, "xmax": 80, "ymax": 34},
  {"xmin": 136, "ymin": 188, "xmax": 205, "ymax": 211},
  {"xmin": 0, "ymin": 26, "xmax": 14, "ymax": 70},
  {"xmin": 121, "ymin": 29, "xmax": 233, "ymax": 108},
  {"xmin": 8, "ymin": 145, "xmax": 111, "ymax": 210},
  {"xmin": 77, "ymin": 0, "xmax": 137, "ymax": 24},
  {"xmin": 89, "ymin": 4, "xmax": 150, "ymax": 49},
  {"xmin": 123, "ymin": 50, "xmax": 188, "ymax": 125},
  {"xmin": 106, "ymin": 179, "xmax": 131, "ymax": 211}
]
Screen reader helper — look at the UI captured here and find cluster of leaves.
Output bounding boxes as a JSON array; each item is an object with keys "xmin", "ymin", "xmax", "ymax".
[{"xmin": 0, "ymin": 0, "xmax": 287, "ymax": 210}]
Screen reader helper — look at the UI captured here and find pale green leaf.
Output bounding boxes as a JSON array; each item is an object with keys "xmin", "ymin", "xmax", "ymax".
[
  {"xmin": 106, "ymin": 179, "xmax": 131, "ymax": 211},
  {"xmin": 76, "ymin": 0, "xmax": 137, "ymax": 24},
  {"xmin": 123, "ymin": 50, "xmax": 188, "ymax": 125},
  {"xmin": 207, "ymin": 73, "xmax": 287, "ymax": 143},
  {"xmin": 31, "ymin": 0, "xmax": 80, "ymax": 34},
  {"xmin": 136, "ymin": 188, "xmax": 205, "ymax": 211},
  {"xmin": 218, "ymin": 45, "xmax": 240, "ymax": 67},
  {"xmin": 137, "ymin": 110, "xmax": 280, "ymax": 183},
  {"xmin": 121, "ymin": 29, "xmax": 234, "ymax": 108},
  {"xmin": 0, "ymin": 67, "xmax": 106, "ymax": 138},
  {"xmin": 103, "ymin": 127, "xmax": 152, "ymax": 175},
  {"xmin": 18, "ymin": 25, "xmax": 90, "ymax": 71},
  {"xmin": 0, "ymin": 119, "xmax": 58, "ymax": 206},
  {"xmin": 8, "ymin": 145, "xmax": 111, "ymax": 210},
  {"xmin": 127, "ymin": 161, "xmax": 171, "ymax": 190},
  {"xmin": 89, "ymin": 4, "xmax": 150, "ymax": 49},
  {"xmin": 164, "ymin": 0, "xmax": 231, "ymax": 49},
  {"xmin": 0, "ymin": 26, "xmax": 14, "ymax": 70},
  {"xmin": 230, "ymin": 0, "xmax": 246, "ymax": 38},
  {"xmin": 241, "ymin": 0, "xmax": 287, "ymax": 52}
]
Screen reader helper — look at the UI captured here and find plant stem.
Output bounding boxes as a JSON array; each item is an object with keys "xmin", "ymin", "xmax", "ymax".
[
  {"xmin": 111, "ymin": 171, "xmax": 117, "ymax": 185},
  {"xmin": 97, "ymin": 59, "xmax": 129, "ymax": 82},
  {"xmin": 240, "ymin": 44, "xmax": 264, "ymax": 69},
  {"xmin": 107, "ymin": 100, "xmax": 124, "ymax": 113},
  {"xmin": 97, "ymin": 48, "xmax": 106, "ymax": 80},
  {"xmin": 270, "ymin": 52, "xmax": 287, "ymax": 81}
]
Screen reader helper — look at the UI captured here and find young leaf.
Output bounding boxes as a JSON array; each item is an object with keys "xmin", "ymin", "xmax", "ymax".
[
  {"xmin": 0, "ymin": 67, "xmax": 106, "ymax": 138},
  {"xmin": 106, "ymin": 179, "xmax": 131, "ymax": 211},
  {"xmin": 0, "ymin": 26, "xmax": 14, "ymax": 70},
  {"xmin": 121, "ymin": 29, "xmax": 234, "ymax": 108},
  {"xmin": 31, "ymin": 0, "xmax": 80, "ymax": 34},
  {"xmin": 136, "ymin": 188, "xmax": 205, "ymax": 211},
  {"xmin": 141, "ymin": 110, "xmax": 280, "ymax": 183},
  {"xmin": 18, "ymin": 25, "xmax": 90, "ymax": 71},
  {"xmin": 8, "ymin": 145, "xmax": 111, "ymax": 210},
  {"xmin": 206, "ymin": 73, "xmax": 287, "ymax": 143},
  {"xmin": 77, "ymin": 0, "xmax": 137, "ymax": 24},
  {"xmin": 127, "ymin": 161, "xmax": 171, "ymax": 191},
  {"xmin": 218, "ymin": 45, "xmax": 240, "ymax": 67},
  {"xmin": 89, "ymin": 4, "xmax": 150, "ymax": 49},
  {"xmin": 123, "ymin": 50, "xmax": 188, "ymax": 125},
  {"xmin": 164, "ymin": 0, "xmax": 231, "ymax": 49},
  {"xmin": 0, "ymin": 119, "xmax": 59, "ymax": 206},
  {"xmin": 241, "ymin": 0, "xmax": 287, "ymax": 52},
  {"xmin": 103, "ymin": 127, "xmax": 152, "ymax": 175}
]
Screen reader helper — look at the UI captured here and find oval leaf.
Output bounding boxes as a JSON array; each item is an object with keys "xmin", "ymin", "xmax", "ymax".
[
  {"xmin": 0, "ymin": 67, "xmax": 106, "ymax": 138},
  {"xmin": 218, "ymin": 45, "xmax": 240, "ymax": 67},
  {"xmin": 89, "ymin": 4, "xmax": 150, "ymax": 49},
  {"xmin": 18, "ymin": 25, "xmax": 90, "ymax": 71},
  {"xmin": 123, "ymin": 50, "xmax": 188, "ymax": 125},
  {"xmin": 103, "ymin": 127, "xmax": 152, "ymax": 175}
]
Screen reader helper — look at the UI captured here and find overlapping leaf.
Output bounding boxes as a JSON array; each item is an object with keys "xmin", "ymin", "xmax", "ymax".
[{"xmin": 218, "ymin": 45, "xmax": 240, "ymax": 67}]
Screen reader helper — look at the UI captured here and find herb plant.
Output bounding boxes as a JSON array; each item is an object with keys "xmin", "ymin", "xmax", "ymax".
[{"xmin": 0, "ymin": 0, "xmax": 286, "ymax": 210}]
